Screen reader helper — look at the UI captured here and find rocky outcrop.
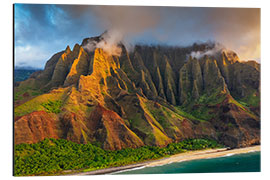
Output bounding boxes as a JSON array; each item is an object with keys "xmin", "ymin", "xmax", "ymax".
[
  {"xmin": 153, "ymin": 66, "xmax": 166, "ymax": 99},
  {"xmin": 35, "ymin": 52, "xmax": 64, "ymax": 85},
  {"xmin": 60, "ymin": 112, "xmax": 88, "ymax": 143},
  {"xmin": 164, "ymin": 57, "xmax": 177, "ymax": 105},
  {"xmin": 15, "ymin": 44, "xmax": 91, "ymax": 93},
  {"xmin": 230, "ymin": 62, "xmax": 260, "ymax": 100},
  {"xmin": 139, "ymin": 70, "xmax": 151, "ymax": 97},
  {"xmin": 14, "ymin": 111, "xmax": 60, "ymax": 144},
  {"xmin": 78, "ymin": 48, "xmax": 121, "ymax": 104},
  {"xmin": 63, "ymin": 47, "xmax": 89, "ymax": 87},
  {"xmin": 116, "ymin": 94, "xmax": 173, "ymax": 147},
  {"xmin": 211, "ymin": 97, "xmax": 260, "ymax": 148},
  {"xmin": 131, "ymin": 51, "xmax": 158, "ymax": 98},
  {"xmin": 47, "ymin": 46, "xmax": 74, "ymax": 88},
  {"xmin": 203, "ymin": 58, "xmax": 228, "ymax": 95},
  {"xmin": 179, "ymin": 63, "xmax": 190, "ymax": 104},
  {"xmin": 178, "ymin": 57, "xmax": 203, "ymax": 104},
  {"xmin": 87, "ymin": 104, "xmax": 144, "ymax": 150}
]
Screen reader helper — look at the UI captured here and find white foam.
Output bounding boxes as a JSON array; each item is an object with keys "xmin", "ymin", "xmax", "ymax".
[
  {"xmin": 110, "ymin": 166, "xmax": 146, "ymax": 174},
  {"xmin": 223, "ymin": 153, "xmax": 236, "ymax": 157},
  {"xmin": 205, "ymin": 157, "xmax": 215, "ymax": 159}
]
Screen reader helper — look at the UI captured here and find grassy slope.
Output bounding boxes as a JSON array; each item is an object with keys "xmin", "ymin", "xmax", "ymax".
[
  {"xmin": 14, "ymin": 88, "xmax": 69, "ymax": 117},
  {"xmin": 14, "ymin": 81, "xmax": 44, "ymax": 102}
]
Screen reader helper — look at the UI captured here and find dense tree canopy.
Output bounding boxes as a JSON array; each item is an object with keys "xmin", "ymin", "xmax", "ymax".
[{"xmin": 14, "ymin": 138, "xmax": 223, "ymax": 176}]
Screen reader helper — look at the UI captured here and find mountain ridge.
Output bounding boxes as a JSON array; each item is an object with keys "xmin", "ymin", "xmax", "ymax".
[{"xmin": 14, "ymin": 34, "xmax": 260, "ymax": 150}]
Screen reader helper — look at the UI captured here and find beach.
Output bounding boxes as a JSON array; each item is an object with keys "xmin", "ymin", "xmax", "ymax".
[
  {"xmin": 146, "ymin": 145, "xmax": 260, "ymax": 168},
  {"xmin": 70, "ymin": 145, "xmax": 260, "ymax": 175}
]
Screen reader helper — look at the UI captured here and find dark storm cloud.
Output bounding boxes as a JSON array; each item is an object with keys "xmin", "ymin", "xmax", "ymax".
[
  {"xmin": 14, "ymin": 4, "xmax": 260, "ymax": 68},
  {"xmin": 15, "ymin": 4, "xmax": 100, "ymax": 45},
  {"xmin": 14, "ymin": 4, "xmax": 102, "ymax": 68}
]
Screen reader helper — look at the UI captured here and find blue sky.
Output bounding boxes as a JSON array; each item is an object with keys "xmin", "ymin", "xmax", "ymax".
[{"xmin": 14, "ymin": 4, "xmax": 260, "ymax": 68}]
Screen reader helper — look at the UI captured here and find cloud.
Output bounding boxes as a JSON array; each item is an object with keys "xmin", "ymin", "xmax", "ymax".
[
  {"xmin": 89, "ymin": 6, "xmax": 161, "ymax": 35},
  {"xmin": 72, "ymin": 6, "xmax": 162, "ymax": 56},
  {"xmin": 84, "ymin": 6, "xmax": 260, "ymax": 61},
  {"xmin": 190, "ymin": 44, "xmax": 225, "ymax": 60},
  {"xmin": 205, "ymin": 8, "xmax": 260, "ymax": 61},
  {"xmin": 82, "ymin": 30, "xmax": 123, "ymax": 56},
  {"xmin": 14, "ymin": 4, "xmax": 102, "ymax": 68},
  {"xmin": 14, "ymin": 4, "xmax": 261, "ymax": 68},
  {"xmin": 15, "ymin": 45, "xmax": 52, "ymax": 69}
]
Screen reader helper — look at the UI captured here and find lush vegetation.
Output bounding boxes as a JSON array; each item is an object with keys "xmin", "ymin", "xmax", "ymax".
[
  {"xmin": 14, "ymin": 86, "xmax": 44, "ymax": 102},
  {"xmin": 175, "ymin": 89, "xmax": 227, "ymax": 121},
  {"xmin": 14, "ymin": 138, "xmax": 223, "ymax": 176},
  {"xmin": 14, "ymin": 89, "xmax": 68, "ymax": 117},
  {"xmin": 41, "ymin": 100, "xmax": 62, "ymax": 114},
  {"xmin": 174, "ymin": 106, "xmax": 206, "ymax": 122}
]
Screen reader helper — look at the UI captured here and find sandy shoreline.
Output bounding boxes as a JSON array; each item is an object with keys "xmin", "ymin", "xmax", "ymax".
[
  {"xmin": 146, "ymin": 145, "xmax": 260, "ymax": 168},
  {"xmin": 70, "ymin": 145, "xmax": 260, "ymax": 176}
]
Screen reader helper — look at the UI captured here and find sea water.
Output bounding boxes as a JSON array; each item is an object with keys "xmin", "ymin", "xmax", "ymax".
[{"xmin": 115, "ymin": 151, "xmax": 260, "ymax": 174}]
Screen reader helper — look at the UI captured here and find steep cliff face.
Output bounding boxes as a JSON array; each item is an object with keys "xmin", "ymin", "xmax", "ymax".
[
  {"xmin": 14, "ymin": 34, "xmax": 260, "ymax": 149},
  {"xmin": 87, "ymin": 104, "xmax": 144, "ymax": 150},
  {"xmin": 179, "ymin": 57, "xmax": 203, "ymax": 104},
  {"xmin": 64, "ymin": 46, "xmax": 89, "ymax": 87},
  {"xmin": 210, "ymin": 96, "xmax": 260, "ymax": 148}
]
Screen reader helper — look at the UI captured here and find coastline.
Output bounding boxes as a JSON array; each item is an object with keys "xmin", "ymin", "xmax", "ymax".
[
  {"xmin": 70, "ymin": 145, "xmax": 260, "ymax": 176},
  {"xmin": 145, "ymin": 145, "xmax": 260, "ymax": 168}
]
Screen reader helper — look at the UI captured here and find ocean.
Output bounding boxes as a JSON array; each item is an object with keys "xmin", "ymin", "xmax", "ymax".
[{"xmin": 115, "ymin": 151, "xmax": 260, "ymax": 174}]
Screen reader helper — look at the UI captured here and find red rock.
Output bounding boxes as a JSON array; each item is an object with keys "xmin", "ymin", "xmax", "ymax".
[
  {"xmin": 14, "ymin": 111, "xmax": 59, "ymax": 144},
  {"xmin": 87, "ymin": 104, "xmax": 144, "ymax": 150},
  {"xmin": 60, "ymin": 112, "xmax": 88, "ymax": 144}
]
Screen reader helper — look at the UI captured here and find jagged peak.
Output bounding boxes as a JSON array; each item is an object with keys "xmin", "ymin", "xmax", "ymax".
[
  {"xmin": 140, "ymin": 70, "xmax": 146, "ymax": 82},
  {"xmin": 100, "ymin": 30, "xmax": 108, "ymax": 36},
  {"xmin": 221, "ymin": 49, "xmax": 239, "ymax": 63},
  {"xmin": 72, "ymin": 43, "xmax": 80, "ymax": 52},
  {"xmin": 94, "ymin": 47, "xmax": 106, "ymax": 56},
  {"xmin": 192, "ymin": 80, "xmax": 199, "ymax": 99},
  {"xmin": 205, "ymin": 58, "xmax": 218, "ymax": 68},
  {"xmin": 187, "ymin": 55, "xmax": 199, "ymax": 64},
  {"xmin": 78, "ymin": 46, "xmax": 87, "ymax": 55},
  {"xmin": 65, "ymin": 45, "xmax": 71, "ymax": 54},
  {"xmin": 189, "ymin": 42, "xmax": 240, "ymax": 66},
  {"xmin": 187, "ymin": 55, "xmax": 193, "ymax": 62},
  {"xmin": 164, "ymin": 56, "xmax": 173, "ymax": 70}
]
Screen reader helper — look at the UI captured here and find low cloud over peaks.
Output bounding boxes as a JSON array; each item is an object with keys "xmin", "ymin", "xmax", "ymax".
[{"xmin": 82, "ymin": 30, "xmax": 123, "ymax": 56}]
